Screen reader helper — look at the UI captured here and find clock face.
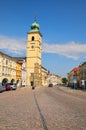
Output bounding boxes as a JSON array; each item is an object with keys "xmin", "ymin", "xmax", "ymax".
[{"xmin": 31, "ymin": 45, "xmax": 34, "ymax": 48}]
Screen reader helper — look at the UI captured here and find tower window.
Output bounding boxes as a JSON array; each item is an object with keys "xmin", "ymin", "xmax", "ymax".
[{"xmin": 32, "ymin": 36, "xmax": 34, "ymax": 41}]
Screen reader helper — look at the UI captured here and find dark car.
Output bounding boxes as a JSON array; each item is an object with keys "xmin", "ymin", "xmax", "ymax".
[{"xmin": 48, "ymin": 83, "xmax": 53, "ymax": 87}]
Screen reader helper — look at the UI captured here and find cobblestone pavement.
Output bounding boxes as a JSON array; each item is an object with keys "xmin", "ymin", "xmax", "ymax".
[
  {"xmin": 58, "ymin": 86, "xmax": 86, "ymax": 97},
  {"xmin": 0, "ymin": 86, "xmax": 86, "ymax": 130}
]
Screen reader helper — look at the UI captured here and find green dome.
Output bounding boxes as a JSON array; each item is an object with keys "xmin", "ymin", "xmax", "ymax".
[{"xmin": 30, "ymin": 21, "xmax": 40, "ymax": 32}]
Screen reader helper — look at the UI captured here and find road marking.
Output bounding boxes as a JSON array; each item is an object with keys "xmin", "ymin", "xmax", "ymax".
[{"xmin": 34, "ymin": 94, "xmax": 49, "ymax": 130}]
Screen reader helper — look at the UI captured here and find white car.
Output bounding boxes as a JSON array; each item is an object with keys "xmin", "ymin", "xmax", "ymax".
[{"xmin": 9, "ymin": 83, "xmax": 17, "ymax": 90}]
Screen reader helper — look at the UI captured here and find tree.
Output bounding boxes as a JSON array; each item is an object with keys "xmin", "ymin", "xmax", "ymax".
[{"xmin": 62, "ymin": 77, "xmax": 67, "ymax": 84}]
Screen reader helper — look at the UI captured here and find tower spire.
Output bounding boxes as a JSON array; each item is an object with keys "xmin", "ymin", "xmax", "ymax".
[{"xmin": 30, "ymin": 18, "xmax": 40, "ymax": 32}]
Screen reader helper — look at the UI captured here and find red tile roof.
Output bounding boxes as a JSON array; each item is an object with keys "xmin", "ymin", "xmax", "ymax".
[{"xmin": 73, "ymin": 67, "xmax": 80, "ymax": 72}]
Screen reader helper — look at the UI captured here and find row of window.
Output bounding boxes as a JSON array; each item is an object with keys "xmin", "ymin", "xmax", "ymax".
[
  {"xmin": 2, "ymin": 67, "xmax": 16, "ymax": 75},
  {"xmin": 31, "ymin": 36, "xmax": 41, "ymax": 41},
  {"xmin": 0, "ymin": 57, "xmax": 16, "ymax": 67}
]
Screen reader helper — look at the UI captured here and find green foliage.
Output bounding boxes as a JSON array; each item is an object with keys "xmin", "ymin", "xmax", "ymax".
[{"xmin": 62, "ymin": 77, "xmax": 67, "ymax": 84}]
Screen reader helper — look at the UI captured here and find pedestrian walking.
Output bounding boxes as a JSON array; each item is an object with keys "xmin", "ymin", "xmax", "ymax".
[{"xmin": 31, "ymin": 81, "xmax": 35, "ymax": 90}]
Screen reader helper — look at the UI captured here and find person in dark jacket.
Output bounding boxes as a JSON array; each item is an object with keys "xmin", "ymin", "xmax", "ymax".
[{"xmin": 31, "ymin": 81, "xmax": 35, "ymax": 90}]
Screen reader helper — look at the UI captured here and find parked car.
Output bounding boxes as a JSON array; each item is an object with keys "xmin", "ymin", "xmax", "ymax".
[
  {"xmin": 9, "ymin": 83, "xmax": 17, "ymax": 90},
  {"xmin": 48, "ymin": 83, "xmax": 53, "ymax": 87},
  {"xmin": 5, "ymin": 83, "xmax": 11, "ymax": 91},
  {"xmin": 0, "ymin": 83, "xmax": 6, "ymax": 93}
]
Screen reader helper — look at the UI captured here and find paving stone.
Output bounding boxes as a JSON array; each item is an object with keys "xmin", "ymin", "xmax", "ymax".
[{"xmin": 0, "ymin": 86, "xmax": 86, "ymax": 130}]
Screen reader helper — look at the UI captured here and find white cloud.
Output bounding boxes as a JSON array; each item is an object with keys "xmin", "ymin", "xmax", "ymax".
[
  {"xmin": 0, "ymin": 35, "xmax": 86, "ymax": 60},
  {"xmin": 42, "ymin": 41, "xmax": 86, "ymax": 60},
  {"xmin": 0, "ymin": 35, "xmax": 26, "ymax": 56}
]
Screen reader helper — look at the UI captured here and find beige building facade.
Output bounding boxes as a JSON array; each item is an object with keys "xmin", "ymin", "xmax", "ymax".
[
  {"xmin": 0, "ymin": 52, "xmax": 26, "ymax": 86},
  {"xmin": 14, "ymin": 57, "xmax": 26, "ymax": 86},
  {"xmin": 0, "ymin": 52, "xmax": 16, "ymax": 83},
  {"xmin": 79, "ymin": 62, "xmax": 86, "ymax": 88},
  {"xmin": 68, "ymin": 62, "xmax": 86, "ymax": 89},
  {"xmin": 47, "ymin": 73, "xmax": 62, "ymax": 85},
  {"xmin": 67, "ymin": 67, "xmax": 80, "ymax": 87}
]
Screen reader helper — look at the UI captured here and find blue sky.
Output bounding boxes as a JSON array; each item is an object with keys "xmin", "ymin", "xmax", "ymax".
[{"xmin": 0, "ymin": 0, "xmax": 86, "ymax": 77}]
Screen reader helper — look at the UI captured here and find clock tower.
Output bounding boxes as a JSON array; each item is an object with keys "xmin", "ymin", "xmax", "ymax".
[{"xmin": 26, "ymin": 20, "xmax": 42, "ymax": 87}]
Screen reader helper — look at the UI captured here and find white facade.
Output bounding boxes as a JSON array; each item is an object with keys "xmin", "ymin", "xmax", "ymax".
[
  {"xmin": 0, "ymin": 53, "xmax": 16, "ymax": 83},
  {"xmin": 47, "ymin": 73, "xmax": 62, "ymax": 85},
  {"xmin": 22, "ymin": 60, "xmax": 26, "ymax": 86}
]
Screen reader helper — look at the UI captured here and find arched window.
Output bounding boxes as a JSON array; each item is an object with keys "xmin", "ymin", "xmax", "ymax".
[
  {"xmin": 32, "ymin": 36, "xmax": 34, "ymax": 41},
  {"xmin": 2, "ymin": 78, "xmax": 8, "ymax": 85}
]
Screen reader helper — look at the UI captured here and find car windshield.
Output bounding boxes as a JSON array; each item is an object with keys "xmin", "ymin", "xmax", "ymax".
[{"xmin": 10, "ymin": 83, "xmax": 13, "ymax": 85}]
